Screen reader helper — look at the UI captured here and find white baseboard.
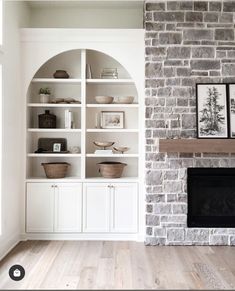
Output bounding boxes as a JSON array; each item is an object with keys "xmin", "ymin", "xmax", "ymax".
[
  {"xmin": 0, "ymin": 233, "xmax": 20, "ymax": 261},
  {"xmin": 23, "ymin": 232, "xmax": 140, "ymax": 241}
]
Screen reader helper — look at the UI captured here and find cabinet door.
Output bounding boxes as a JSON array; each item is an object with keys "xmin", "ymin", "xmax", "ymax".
[
  {"xmin": 54, "ymin": 183, "xmax": 82, "ymax": 233},
  {"xmin": 111, "ymin": 183, "xmax": 138, "ymax": 233},
  {"xmin": 26, "ymin": 183, "xmax": 54, "ymax": 233},
  {"xmin": 83, "ymin": 183, "xmax": 110, "ymax": 232}
]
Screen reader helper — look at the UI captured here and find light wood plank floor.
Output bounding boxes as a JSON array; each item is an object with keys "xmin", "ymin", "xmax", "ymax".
[{"xmin": 0, "ymin": 241, "xmax": 235, "ymax": 289}]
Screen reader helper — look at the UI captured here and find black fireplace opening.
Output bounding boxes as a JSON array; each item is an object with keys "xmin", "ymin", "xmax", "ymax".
[{"xmin": 187, "ymin": 168, "xmax": 235, "ymax": 228}]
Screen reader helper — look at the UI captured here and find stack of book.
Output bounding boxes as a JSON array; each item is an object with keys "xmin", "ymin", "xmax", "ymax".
[{"xmin": 65, "ymin": 110, "xmax": 74, "ymax": 129}]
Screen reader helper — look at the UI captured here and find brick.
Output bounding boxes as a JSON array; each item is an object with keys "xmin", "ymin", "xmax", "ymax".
[
  {"xmin": 145, "ymin": 237, "xmax": 166, "ymax": 245},
  {"xmin": 222, "ymin": 64, "xmax": 235, "ymax": 76},
  {"xmin": 215, "ymin": 29, "xmax": 234, "ymax": 40},
  {"xmin": 145, "ymin": 47, "xmax": 166, "ymax": 57},
  {"xmin": 167, "ymin": 229, "xmax": 185, "ymax": 241},
  {"xmin": 146, "ymin": 227, "xmax": 153, "ymax": 236},
  {"xmin": 210, "ymin": 235, "xmax": 229, "ymax": 245},
  {"xmin": 186, "ymin": 229, "xmax": 209, "ymax": 242},
  {"xmin": 159, "ymin": 32, "xmax": 182, "ymax": 44},
  {"xmin": 204, "ymin": 12, "xmax": 219, "ymax": 22},
  {"xmin": 146, "ymin": 63, "xmax": 163, "ymax": 78},
  {"xmin": 146, "ymin": 170, "xmax": 162, "ymax": 185},
  {"xmin": 163, "ymin": 181, "xmax": 182, "ymax": 193},
  {"xmin": 146, "ymin": 194, "xmax": 165, "ymax": 203},
  {"xmin": 154, "ymin": 204, "xmax": 171, "ymax": 214},
  {"xmin": 209, "ymin": 1, "xmax": 222, "ymax": 11},
  {"xmin": 194, "ymin": 1, "xmax": 208, "ymax": 11},
  {"xmin": 146, "ymin": 22, "xmax": 165, "ymax": 31},
  {"xmin": 183, "ymin": 29, "xmax": 213, "ymax": 41},
  {"xmin": 167, "ymin": 47, "xmax": 191, "ymax": 59},
  {"xmin": 167, "ymin": 1, "xmax": 193, "ymax": 10},
  {"xmin": 146, "ymin": 204, "xmax": 153, "ymax": 213},
  {"xmin": 177, "ymin": 67, "xmax": 191, "ymax": 76},
  {"xmin": 219, "ymin": 13, "xmax": 233, "ymax": 23},
  {"xmin": 223, "ymin": 1, "xmax": 235, "ymax": 12},
  {"xmin": 146, "ymin": 2, "xmax": 165, "ymax": 11},
  {"xmin": 146, "ymin": 215, "xmax": 160, "ymax": 226},
  {"xmin": 153, "ymin": 12, "xmax": 184, "ymax": 22},
  {"xmin": 186, "ymin": 12, "xmax": 203, "ymax": 22},
  {"xmin": 173, "ymin": 204, "xmax": 187, "ymax": 214},
  {"xmin": 190, "ymin": 60, "xmax": 220, "ymax": 70},
  {"xmin": 154, "ymin": 228, "xmax": 166, "ymax": 237},
  {"xmin": 173, "ymin": 87, "xmax": 192, "ymax": 98},
  {"xmin": 192, "ymin": 47, "xmax": 215, "ymax": 58}
]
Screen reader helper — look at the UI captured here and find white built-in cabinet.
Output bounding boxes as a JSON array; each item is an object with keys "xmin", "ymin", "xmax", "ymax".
[
  {"xmin": 83, "ymin": 183, "xmax": 137, "ymax": 233},
  {"xmin": 22, "ymin": 29, "xmax": 144, "ymax": 239},
  {"xmin": 26, "ymin": 182, "xmax": 82, "ymax": 233},
  {"xmin": 27, "ymin": 182, "xmax": 137, "ymax": 234}
]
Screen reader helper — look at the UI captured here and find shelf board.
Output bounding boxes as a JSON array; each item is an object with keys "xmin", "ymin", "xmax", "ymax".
[
  {"xmin": 86, "ymin": 104, "xmax": 139, "ymax": 108},
  {"xmin": 86, "ymin": 79, "xmax": 134, "ymax": 85},
  {"xmin": 27, "ymin": 103, "xmax": 82, "ymax": 108},
  {"xmin": 28, "ymin": 128, "xmax": 82, "ymax": 133},
  {"xmin": 86, "ymin": 154, "xmax": 139, "ymax": 158},
  {"xmin": 87, "ymin": 129, "xmax": 139, "ymax": 133},
  {"xmin": 27, "ymin": 153, "xmax": 81, "ymax": 157},
  {"xmin": 32, "ymin": 78, "xmax": 82, "ymax": 84},
  {"xmin": 158, "ymin": 139, "xmax": 235, "ymax": 153},
  {"xmin": 26, "ymin": 177, "xmax": 82, "ymax": 183},
  {"xmin": 26, "ymin": 177, "xmax": 139, "ymax": 183}
]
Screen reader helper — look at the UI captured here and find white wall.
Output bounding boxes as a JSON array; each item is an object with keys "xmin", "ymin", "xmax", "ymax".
[
  {"xmin": 0, "ymin": 1, "xmax": 30, "ymax": 259},
  {"xmin": 29, "ymin": 3, "xmax": 143, "ymax": 28}
]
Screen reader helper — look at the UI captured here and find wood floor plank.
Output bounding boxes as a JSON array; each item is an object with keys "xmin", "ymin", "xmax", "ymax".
[{"xmin": 0, "ymin": 241, "xmax": 235, "ymax": 290}]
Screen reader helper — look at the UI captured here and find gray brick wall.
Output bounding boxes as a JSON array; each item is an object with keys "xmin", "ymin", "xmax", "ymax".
[{"xmin": 145, "ymin": 0, "xmax": 235, "ymax": 245}]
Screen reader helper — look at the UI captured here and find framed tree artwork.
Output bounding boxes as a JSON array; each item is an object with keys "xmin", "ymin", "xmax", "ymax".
[
  {"xmin": 196, "ymin": 84, "xmax": 228, "ymax": 138},
  {"xmin": 228, "ymin": 84, "xmax": 235, "ymax": 138}
]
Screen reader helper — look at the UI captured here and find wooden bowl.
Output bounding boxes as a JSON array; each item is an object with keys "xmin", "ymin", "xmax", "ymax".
[
  {"xmin": 94, "ymin": 141, "xmax": 115, "ymax": 149},
  {"xmin": 113, "ymin": 147, "xmax": 130, "ymax": 154},
  {"xmin": 116, "ymin": 96, "xmax": 134, "ymax": 104},
  {"xmin": 97, "ymin": 162, "xmax": 127, "ymax": 178},
  {"xmin": 95, "ymin": 96, "xmax": 114, "ymax": 104}
]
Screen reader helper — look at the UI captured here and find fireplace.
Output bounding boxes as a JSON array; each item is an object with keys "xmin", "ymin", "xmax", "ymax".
[{"xmin": 187, "ymin": 168, "xmax": 235, "ymax": 228}]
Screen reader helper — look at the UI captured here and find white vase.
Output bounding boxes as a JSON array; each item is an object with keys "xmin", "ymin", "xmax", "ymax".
[{"xmin": 39, "ymin": 94, "xmax": 50, "ymax": 103}]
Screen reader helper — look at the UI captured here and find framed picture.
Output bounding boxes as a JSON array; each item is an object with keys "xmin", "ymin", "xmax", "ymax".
[
  {"xmin": 196, "ymin": 84, "xmax": 228, "ymax": 138},
  {"xmin": 228, "ymin": 84, "xmax": 235, "ymax": 138},
  {"xmin": 100, "ymin": 111, "xmax": 124, "ymax": 129},
  {"xmin": 53, "ymin": 143, "xmax": 61, "ymax": 152}
]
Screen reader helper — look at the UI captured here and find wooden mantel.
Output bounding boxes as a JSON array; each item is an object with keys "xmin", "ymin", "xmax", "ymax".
[{"xmin": 158, "ymin": 139, "xmax": 235, "ymax": 153}]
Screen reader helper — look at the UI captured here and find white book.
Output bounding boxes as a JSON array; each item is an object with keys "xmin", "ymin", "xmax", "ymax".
[{"xmin": 64, "ymin": 109, "xmax": 69, "ymax": 128}]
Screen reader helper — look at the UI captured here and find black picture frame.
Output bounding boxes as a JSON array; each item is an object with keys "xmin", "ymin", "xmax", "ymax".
[
  {"xmin": 196, "ymin": 83, "xmax": 229, "ymax": 139},
  {"xmin": 227, "ymin": 84, "xmax": 235, "ymax": 138}
]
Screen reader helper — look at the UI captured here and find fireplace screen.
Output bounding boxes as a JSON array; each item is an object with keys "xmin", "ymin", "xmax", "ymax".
[{"xmin": 187, "ymin": 168, "xmax": 235, "ymax": 227}]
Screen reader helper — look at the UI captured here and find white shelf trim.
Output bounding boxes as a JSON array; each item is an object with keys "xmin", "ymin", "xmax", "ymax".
[
  {"xmin": 26, "ymin": 177, "xmax": 139, "ymax": 183},
  {"xmin": 86, "ymin": 79, "xmax": 134, "ymax": 84},
  {"xmin": 86, "ymin": 129, "xmax": 139, "ymax": 133},
  {"xmin": 27, "ymin": 128, "xmax": 82, "ymax": 133},
  {"xmin": 86, "ymin": 104, "xmax": 139, "ymax": 108},
  {"xmin": 32, "ymin": 78, "xmax": 82, "ymax": 83},
  {"xmin": 86, "ymin": 154, "xmax": 139, "ymax": 158},
  {"xmin": 27, "ymin": 153, "xmax": 82, "ymax": 157},
  {"xmin": 27, "ymin": 103, "xmax": 82, "ymax": 108}
]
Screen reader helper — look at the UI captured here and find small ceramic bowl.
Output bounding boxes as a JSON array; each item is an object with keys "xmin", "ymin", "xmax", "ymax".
[
  {"xmin": 113, "ymin": 147, "xmax": 130, "ymax": 154},
  {"xmin": 95, "ymin": 96, "xmax": 114, "ymax": 104},
  {"xmin": 94, "ymin": 141, "xmax": 115, "ymax": 149},
  {"xmin": 116, "ymin": 96, "xmax": 134, "ymax": 104}
]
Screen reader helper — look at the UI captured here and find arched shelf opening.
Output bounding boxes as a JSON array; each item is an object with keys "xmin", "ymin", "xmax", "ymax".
[{"xmin": 26, "ymin": 48, "xmax": 140, "ymax": 180}]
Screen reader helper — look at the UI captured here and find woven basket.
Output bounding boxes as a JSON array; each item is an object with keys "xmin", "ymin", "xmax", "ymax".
[
  {"xmin": 41, "ymin": 162, "xmax": 70, "ymax": 178},
  {"xmin": 97, "ymin": 162, "xmax": 127, "ymax": 178}
]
